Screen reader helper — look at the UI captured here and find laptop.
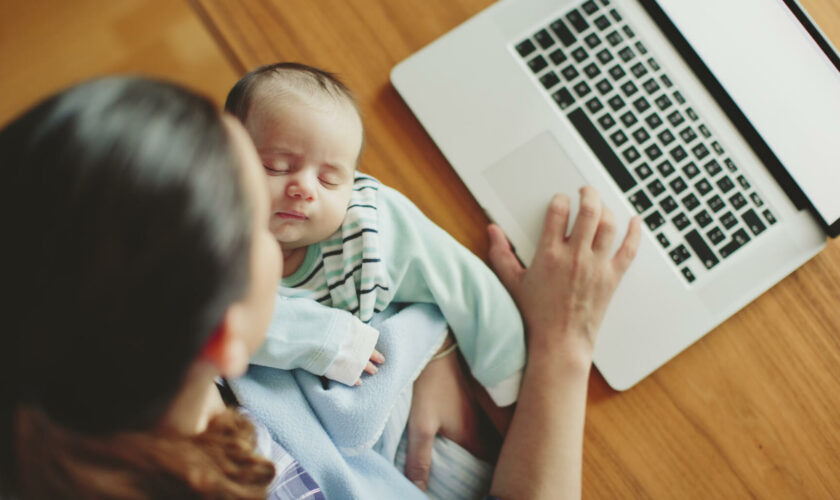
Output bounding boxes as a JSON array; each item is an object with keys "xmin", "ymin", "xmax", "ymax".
[{"xmin": 391, "ymin": 0, "xmax": 840, "ymax": 390}]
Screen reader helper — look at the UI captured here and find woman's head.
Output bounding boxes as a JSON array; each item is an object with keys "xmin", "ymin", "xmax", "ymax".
[{"xmin": 0, "ymin": 76, "xmax": 280, "ymax": 494}]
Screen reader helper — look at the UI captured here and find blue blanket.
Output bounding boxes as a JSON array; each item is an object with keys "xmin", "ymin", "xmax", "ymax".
[{"xmin": 229, "ymin": 303, "xmax": 449, "ymax": 498}]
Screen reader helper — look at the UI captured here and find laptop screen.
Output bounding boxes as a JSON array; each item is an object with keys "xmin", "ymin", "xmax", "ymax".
[{"xmin": 653, "ymin": 0, "xmax": 840, "ymax": 236}]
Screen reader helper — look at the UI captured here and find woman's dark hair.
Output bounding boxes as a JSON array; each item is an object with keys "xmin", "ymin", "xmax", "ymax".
[{"xmin": 0, "ymin": 77, "xmax": 273, "ymax": 497}]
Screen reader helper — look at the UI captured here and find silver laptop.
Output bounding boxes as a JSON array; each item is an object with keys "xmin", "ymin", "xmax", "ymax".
[{"xmin": 391, "ymin": 0, "xmax": 840, "ymax": 390}]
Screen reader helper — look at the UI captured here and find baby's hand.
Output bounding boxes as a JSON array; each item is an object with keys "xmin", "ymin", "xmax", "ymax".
[{"xmin": 355, "ymin": 349, "xmax": 385, "ymax": 385}]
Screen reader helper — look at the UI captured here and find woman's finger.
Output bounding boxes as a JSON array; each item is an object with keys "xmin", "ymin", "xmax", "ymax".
[
  {"xmin": 487, "ymin": 223, "xmax": 524, "ymax": 292},
  {"xmin": 612, "ymin": 216, "xmax": 642, "ymax": 274},
  {"xmin": 404, "ymin": 420, "xmax": 436, "ymax": 491},
  {"xmin": 591, "ymin": 204, "xmax": 617, "ymax": 256}
]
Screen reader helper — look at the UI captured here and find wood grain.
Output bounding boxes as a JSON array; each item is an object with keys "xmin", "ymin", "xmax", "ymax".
[{"xmin": 193, "ymin": 1, "xmax": 840, "ymax": 497}]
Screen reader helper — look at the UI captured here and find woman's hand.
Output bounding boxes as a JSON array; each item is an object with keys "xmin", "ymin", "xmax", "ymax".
[{"xmin": 403, "ymin": 337, "xmax": 499, "ymax": 491}]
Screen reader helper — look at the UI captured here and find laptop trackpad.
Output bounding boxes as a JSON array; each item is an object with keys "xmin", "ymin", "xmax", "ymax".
[{"xmin": 483, "ymin": 131, "xmax": 589, "ymax": 247}]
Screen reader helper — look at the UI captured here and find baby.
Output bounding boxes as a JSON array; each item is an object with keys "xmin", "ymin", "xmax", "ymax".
[{"xmin": 225, "ymin": 63, "xmax": 525, "ymax": 407}]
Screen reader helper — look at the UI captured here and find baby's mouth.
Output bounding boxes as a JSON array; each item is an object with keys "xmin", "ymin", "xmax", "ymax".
[{"xmin": 275, "ymin": 210, "xmax": 308, "ymax": 220}]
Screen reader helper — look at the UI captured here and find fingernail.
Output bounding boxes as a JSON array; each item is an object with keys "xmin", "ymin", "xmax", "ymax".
[
  {"xmin": 355, "ymin": 379, "xmax": 362, "ymax": 386},
  {"xmin": 412, "ymin": 480, "xmax": 426, "ymax": 491},
  {"xmin": 370, "ymin": 365, "xmax": 378, "ymax": 374}
]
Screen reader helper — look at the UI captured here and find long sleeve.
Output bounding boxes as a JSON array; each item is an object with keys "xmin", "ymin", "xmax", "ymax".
[
  {"xmin": 376, "ymin": 186, "xmax": 526, "ymax": 406},
  {"xmin": 251, "ymin": 296, "xmax": 379, "ymax": 386}
]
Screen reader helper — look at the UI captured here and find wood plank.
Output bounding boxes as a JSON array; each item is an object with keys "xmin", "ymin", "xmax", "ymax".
[{"xmin": 194, "ymin": 1, "xmax": 840, "ymax": 497}]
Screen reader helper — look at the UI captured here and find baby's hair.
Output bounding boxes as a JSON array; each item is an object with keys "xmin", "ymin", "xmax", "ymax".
[{"xmin": 225, "ymin": 62, "xmax": 359, "ymax": 124}]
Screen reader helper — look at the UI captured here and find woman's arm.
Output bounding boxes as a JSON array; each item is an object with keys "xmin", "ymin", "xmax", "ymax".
[{"xmin": 487, "ymin": 188, "xmax": 641, "ymax": 500}]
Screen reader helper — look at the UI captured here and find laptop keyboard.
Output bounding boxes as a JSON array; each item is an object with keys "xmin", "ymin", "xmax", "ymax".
[{"xmin": 513, "ymin": 0, "xmax": 778, "ymax": 285}]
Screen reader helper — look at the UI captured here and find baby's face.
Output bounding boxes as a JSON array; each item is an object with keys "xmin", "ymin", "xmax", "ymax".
[{"xmin": 245, "ymin": 97, "xmax": 363, "ymax": 251}]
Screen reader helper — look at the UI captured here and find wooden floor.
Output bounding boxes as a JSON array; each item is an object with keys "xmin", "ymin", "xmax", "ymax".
[{"xmin": 3, "ymin": 1, "xmax": 840, "ymax": 498}]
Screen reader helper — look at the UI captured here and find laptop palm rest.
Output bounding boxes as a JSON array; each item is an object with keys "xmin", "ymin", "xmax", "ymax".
[{"xmin": 483, "ymin": 131, "xmax": 589, "ymax": 255}]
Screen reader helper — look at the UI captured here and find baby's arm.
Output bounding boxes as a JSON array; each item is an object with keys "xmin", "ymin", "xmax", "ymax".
[
  {"xmin": 377, "ymin": 186, "xmax": 526, "ymax": 406},
  {"xmin": 250, "ymin": 296, "xmax": 383, "ymax": 386}
]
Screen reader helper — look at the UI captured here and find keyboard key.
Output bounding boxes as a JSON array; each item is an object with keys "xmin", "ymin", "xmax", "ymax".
[
  {"xmin": 567, "ymin": 109, "xmax": 637, "ymax": 192},
  {"xmin": 618, "ymin": 46, "xmax": 635, "ymax": 62},
  {"xmin": 656, "ymin": 160, "xmax": 675, "ymax": 177},
  {"xmin": 596, "ymin": 78, "xmax": 614, "ymax": 95},
  {"xmin": 549, "ymin": 48, "xmax": 568, "ymax": 65},
  {"xmin": 692, "ymin": 143, "xmax": 710, "ymax": 160},
  {"xmin": 633, "ymin": 96, "xmax": 651, "ymax": 113},
  {"xmin": 686, "ymin": 229, "xmax": 719, "ymax": 269},
  {"xmin": 645, "ymin": 113, "xmax": 663, "ymax": 129},
  {"xmin": 572, "ymin": 47, "xmax": 589, "ymax": 62},
  {"xmin": 622, "ymin": 25, "xmax": 635, "ymax": 38},
  {"xmin": 736, "ymin": 175, "xmax": 750, "ymax": 190},
  {"xmin": 669, "ymin": 244, "xmax": 691, "ymax": 265},
  {"xmin": 608, "ymin": 65, "xmax": 626, "ymax": 81},
  {"xmin": 550, "ymin": 18, "xmax": 577, "ymax": 46},
  {"xmin": 610, "ymin": 129, "xmax": 628, "ymax": 147},
  {"xmin": 516, "ymin": 39, "xmax": 537, "ymax": 57},
  {"xmin": 597, "ymin": 113, "xmax": 616, "ymax": 130},
  {"xmin": 629, "ymin": 189, "xmax": 653, "ymax": 212},
  {"xmin": 644, "ymin": 143, "xmax": 663, "ymax": 160},
  {"xmin": 573, "ymin": 81, "xmax": 592, "ymax": 97},
  {"xmin": 606, "ymin": 30, "xmax": 623, "ymax": 46},
  {"xmin": 682, "ymin": 162, "xmax": 700, "ymax": 179},
  {"xmin": 763, "ymin": 209, "xmax": 777, "ymax": 225},
  {"xmin": 672, "ymin": 90, "xmax": 685, "ymax": 104},
  {"xmin": 669, "ymin": 176, "xmax": 688, "ymax": 194},
  {"xmin": 608, "ymin": 95, "xmax": 625, "ymax": 111},
  {"xmin": 635, "ymin": 41, "xmax": 648, "ymax": 54},
  {"xmin": 596, "ymin": 48, "xmax": 614, "ymax": 64},
  {"xmin": 707, "ymin": 226, "xmax": 725, "ymax": 245},
  {"xmin": 586, "ymin": 97, "xmax": 604, "ymax": 113},
  {"xmin": 698, "ymin": 124, "xmax": 712, "ymax": 138},
  {"xmin": 594, "ymin": 15, "xmax": 611, "ymax": 31},
  {"xmin": 686, "ymin": 107, "xmax": 699, "ymax": 121},
  {"xmin": 719, "ymin": 228, "xmax": 750, "ymax": 258},
  {"xmin": 749, "ymin": 192, "xmax": 764, "ymax": 207},
  {"xmin": 660, "ymin": 195, "xmax": 678, "ymax": 213},
  {"xmin": 655, "ymin": 95, "xmax": 673, "ymax": 111},
  {"xmin": 585, "ymin": 33, "xmax": 602, "ymax": 49},
  {"xmin": 647, "ymin": 57, "xmax": 660, "ymax": 71},
  {"xmin": 695, "ymin": 178, "xmax": 713, "ymax": 195},
  {"xmin": 644, "ymin": 210, "xmax": 666, "ymax": 230},
  {"xmin": 552, "ymin": 88, "xmax": 575, "ymax": 110},
  {"xmin": 642, "ymin": 78, "xmax": 660, "ymax": 94},
  {"xmin": 679, "ymin": 126, "xmax": 698, "ymax": 143},
  {"xmin": 703, "ymin": 159, "xmax": 722, "ymax": 177},
  {"xmin": 711, "ymin": 141, "xmax": 724, "ymax": 155},
  {"xmin": 672, "ymin": 212, "xmax": 691, "ymax": 230},
  {"xmin": 561, "ymin": 65, "xmax": 580, "ymax": 81},
  {"xmin": 720, "ymin": 211, "xmax": 738, "ymax": 229},
  {"xmin": 621, "ymin": 80, "xmax": 639, "ymax": 97},
  {"xmin": 566, "ymin": 9, "xmax": 590, "ymax": 33},
  {"xmin": 661, "ymin": 75, "xmax": 674, "ymax": 87},
  {"xmin": 681, "ymin": 192, "xmax": 700, "ymax": 211},
  {"xmin": 620, "ymin": 111, "xmax": 638, "ymax": 127},
  {"xmin": 667, "ymin": 110, "xmax": 685, "ymax": 127},
  {"xmin": 528, "ymin": 55, "xmax": 548, "ymax": 73},
  {"xmin": 694, "ymin": 209, "xmax": 713, "ymax": 228},
  {"xmin": 584, "ymin": 63, "xmax": 601, "ymax": 78},
  {"xmin": 609, "ymin": 8, "xmax": 622, "ymax": 22},
  {"xmin": 724, "ymin": 158, "xmax": 738, "ymax": 172},
  {"xmin": 681, "ymin": 267, "xmax": 696, "ymax": 283},
  {"xmin": 707, "ymin": 194, "xmax": 725, "ymax": 212},
  {"xmin": 656, "ymin": 232, "xmax": 670, "ymax": 248},
  {"xmin": 742, "ymin": 208, "xmax": 766, "ymax": 235},
  {"xmin": 634, "ymin": 162, "xmax": 653, "ymax": 180},
  {"xmin": 535, "ymin": 29, "xmax": 555, "ymax": 49},
  {"xmin": 717, "ymin": 176, "xmax": 735, "ymax": 193},
  {"xmin": 540, "ymin": 71, "xmax": 561, "ymax": 89},
  {"xmin": 582, "ymin": 0, "xmax": 599, "ymax": 15},
  {"xmin": 630, "ymin": 62, "xmax": 648, "ymax": 78},
  {"xmin": 647, "ymin": 179, "xmax": 666, "ymax": 197},
  {"xmin": 729, "ymin": 192, "xmax": 747, "ymax": 210},
  {"xmin": 622, "ymin": 146, "xmax": 641, "ymax": 163},
  {"xmin": 657, "ymin": 129, "xmax": 676, "ymax": 145},
  {"xmin": 670, "ymin": 145, "xmax": 687, "ymax": 163},
  {"xmin": 632, "ymin": 128, "xmax": 650, "ymax": 144}
]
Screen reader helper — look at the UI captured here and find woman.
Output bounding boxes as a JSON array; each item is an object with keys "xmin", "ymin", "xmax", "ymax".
[{"xmin": 0, "ymin": 76, "xmax": 639, "ymax": 499}]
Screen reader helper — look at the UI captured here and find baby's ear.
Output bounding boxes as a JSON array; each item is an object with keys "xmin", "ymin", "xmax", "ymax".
[{"xmin": 199, "ymin": 310, "xmax": 250, "ymax": 377}]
